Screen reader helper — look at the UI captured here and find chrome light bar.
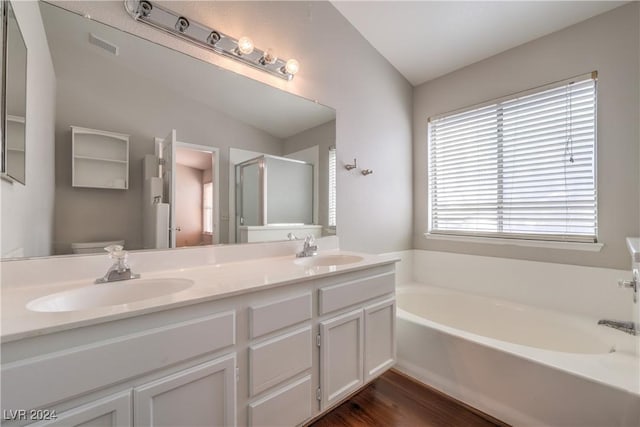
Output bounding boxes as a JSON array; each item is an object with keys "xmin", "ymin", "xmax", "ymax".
[{"xmin": 124, "ymin": 0, "xmax": 299, "ymax": 81}]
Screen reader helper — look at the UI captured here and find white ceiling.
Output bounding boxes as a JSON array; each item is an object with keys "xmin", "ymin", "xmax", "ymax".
[{"xmin": 332, "ymin": 1, "xmax": 627, "ymax": 86}]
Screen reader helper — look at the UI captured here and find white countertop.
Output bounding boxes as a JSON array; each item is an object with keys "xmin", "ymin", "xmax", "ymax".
[{"xmin": 1, "ymin": 250, "xmax": 397, "ymax": 343}]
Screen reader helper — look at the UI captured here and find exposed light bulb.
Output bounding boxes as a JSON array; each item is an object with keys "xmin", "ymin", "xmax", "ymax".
[
  {"xmin": 284, "ymin": 59, "xmax": 300, "ymax": 75},
  {"xmin": 236, "ymin": 36, "xmax": 254, "ymax": 55},
  {"xmin": 260, "ymin": 48, "xmax": 277, "ymax": 65}
]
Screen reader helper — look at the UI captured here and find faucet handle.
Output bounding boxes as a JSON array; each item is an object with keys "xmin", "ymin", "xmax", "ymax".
[
  {"xmin": 104, "ymin": 245, "xmax": 126, "ymax": 259},
  {"xmin": 618, "ymin": 271, "xmax": 638, "ymax": 303},
  {"xmin": 618, "ymin": 279, "xmax": 636, "ymax": 288},
  {"xmin": 619, "ymin": 269, "xmax": 638, "ymax": 287}
]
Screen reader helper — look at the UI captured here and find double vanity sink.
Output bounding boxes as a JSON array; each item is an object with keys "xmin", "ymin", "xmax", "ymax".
[
  {"xmin": 2, "ymin": 248, "xmax": 396, "ymax": 427},
  {"xmin": 18, "ymin": 253, "xmax": 365, "ymax": 315}
]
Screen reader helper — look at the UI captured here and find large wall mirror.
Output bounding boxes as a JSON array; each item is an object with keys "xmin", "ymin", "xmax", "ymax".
[
  {"xmin": 1, "ymin": 1, "xmax": 336, "ymax": 259},
  {"xmin": 1, "ymin": 0, "xmax": 27, "ymax": 184}
]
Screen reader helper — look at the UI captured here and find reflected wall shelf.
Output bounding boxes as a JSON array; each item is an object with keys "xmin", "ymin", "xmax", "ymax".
[
  {"xmin": 71, "ymin": 126, "xmax": 130, "ymax": 189},
  {"xmin": 6, "ymin": 115, "xmax": 25, "ymax": 153}
]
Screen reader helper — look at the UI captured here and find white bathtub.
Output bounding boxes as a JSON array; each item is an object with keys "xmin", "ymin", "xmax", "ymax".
[{"xmin": 396, "ymin": 285, "xmax": 640, "ymax": 427}]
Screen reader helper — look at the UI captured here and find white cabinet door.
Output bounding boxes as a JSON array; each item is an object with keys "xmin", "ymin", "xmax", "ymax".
[
  {"xmin": 134, "ymin": 353, "xmax": 236, "ymax": 427},
  {"xmin": 364, "ymin": 298, "xmax": 396, "ymax": 381},
  {"xmin": 27, "ymin": 391, "xmax": 131, "ymax": 427},
  {"xmin": 319, "ymin": 309, "xmax": 364, "ymax": 411}
]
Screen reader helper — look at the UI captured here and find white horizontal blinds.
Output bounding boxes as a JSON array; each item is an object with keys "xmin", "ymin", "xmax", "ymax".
[
  {"xmin": 203, "ymin": 182, "xmax": 213, "ymax": 233},
  {"xmin": 429, "ymin": 75, "xmax": 597, "ymax": 242},
  {"xmin": 328, "ymin": 147, "xmax": 337, "ymax": 227}
]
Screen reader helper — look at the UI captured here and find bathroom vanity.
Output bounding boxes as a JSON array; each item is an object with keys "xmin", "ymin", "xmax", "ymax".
[{"xmin": 1, "ymin": 250, "xmax": 397, "ymax": 426}]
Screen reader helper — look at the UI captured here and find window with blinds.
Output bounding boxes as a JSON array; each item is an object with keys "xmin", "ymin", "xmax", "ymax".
[
  {"xmin": 203, "ymin": 181, "xmax": 213, "ymax": 234},
  {"xmin": 328, "ymin": 147, "xmax": 337, "ymax": 227},
  {"xmin": 428, "ymin": 73, "xmax": 597, "ymax": 243}
]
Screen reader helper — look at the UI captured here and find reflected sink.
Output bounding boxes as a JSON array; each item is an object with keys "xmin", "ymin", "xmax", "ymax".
[
  {"xmin": 294, "ymin": 254, "xmax": 364, "ymax": 267},
  {"xmin": 27, "ymin": 278, "xmax": 194, "ymax": 313}
]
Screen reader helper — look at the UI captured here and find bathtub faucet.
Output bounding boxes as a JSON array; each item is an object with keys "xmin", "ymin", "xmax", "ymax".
[
  {"xmin": 618, "ymin": 268, "xmax": 638, "ymax": 303},
  {"xmin": 597, "ymin": 319, "xmax": 639, "ymax": 336}
]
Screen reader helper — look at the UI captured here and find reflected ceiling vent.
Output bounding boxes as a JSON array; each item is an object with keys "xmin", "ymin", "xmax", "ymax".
[{"xmin": 89, "ymin": 33, "xmax": 119, "ymax": 56}]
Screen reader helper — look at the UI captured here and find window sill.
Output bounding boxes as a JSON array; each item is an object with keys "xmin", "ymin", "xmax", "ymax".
[
  {"xmin": 423, "ymin": 233, "xmax": 604, "ymax": 252},
  {"xmin": 323, "ymin": 227, "xmax": 337, "ymax": 236}
]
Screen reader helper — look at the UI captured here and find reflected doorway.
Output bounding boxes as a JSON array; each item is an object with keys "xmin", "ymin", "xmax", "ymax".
[{"xmin": 174, "ymin": 144, "xmax": 219, "ymax": 247}]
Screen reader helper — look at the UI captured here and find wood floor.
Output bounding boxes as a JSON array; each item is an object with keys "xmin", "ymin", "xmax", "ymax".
[{"xmin": 310, "ymin": 370, "xmax": 507, "ymax": 427}]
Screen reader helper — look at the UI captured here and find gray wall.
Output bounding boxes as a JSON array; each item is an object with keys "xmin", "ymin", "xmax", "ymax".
[
  {"xmin": 52, "ymin": 0, "xmax": 414, "ymax": 254},
  {"xmin": 1, "ymin": 1, "xmax": 55, "ymax": 258},
  {"xmin": 53, "ymin": 55, "xmax": 283, "ymax": 253},
  {"xmin": 413, "ymin": 3, "xmax": 640, "ymax": 269}
]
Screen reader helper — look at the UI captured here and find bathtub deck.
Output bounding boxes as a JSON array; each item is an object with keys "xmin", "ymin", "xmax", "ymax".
[{"xmin": 309, "ymin": 370, "xmax": 507, "ymax": 427}]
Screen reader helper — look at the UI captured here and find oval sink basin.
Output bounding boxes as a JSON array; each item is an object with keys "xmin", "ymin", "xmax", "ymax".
[
  {"xmin": 294, "ymin": 254, "xmax": 364, "ymax": 267},
  {"xmin": 26, "ymin": 278, "xmax": 194, "ymax": 313}
]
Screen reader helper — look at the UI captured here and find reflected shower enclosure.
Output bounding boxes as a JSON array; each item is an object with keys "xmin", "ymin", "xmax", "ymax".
[{"xmin": 236, "ymin": 155, "xmax": 313, "ymax": 237}]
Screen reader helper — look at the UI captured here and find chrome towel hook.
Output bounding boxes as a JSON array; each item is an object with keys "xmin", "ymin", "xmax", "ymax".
[{"xmin": 345, "ymin": 158, "xmax": 357, "ymax": 171}]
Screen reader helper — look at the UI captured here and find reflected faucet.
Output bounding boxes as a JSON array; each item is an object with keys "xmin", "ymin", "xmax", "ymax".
[
  {"xmin": 296, "ymin": 235, "xmax": 318, "ymax": 258},
  {"xmin": 95, "ymin": 245, "xmax": 141, "ymax": 284}
]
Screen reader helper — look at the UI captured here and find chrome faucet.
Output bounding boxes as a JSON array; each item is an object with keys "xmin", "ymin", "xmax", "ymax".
[
  {"xmin": 597, "ymin": 269, "xmax": 639, "ymax": 336},
  {"xmin": 95, "ymin": 245, "xmax": 140, "ymax": 284},
  {"xmin": 618, "ymin": 269, "xmax": 638, "ymax": 303},
  {"xmin": 296, "ymin": 235, "xmax": 318, "ymax": 258}
]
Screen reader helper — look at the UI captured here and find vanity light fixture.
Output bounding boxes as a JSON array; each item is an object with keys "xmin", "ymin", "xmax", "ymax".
[{"xmin": 124, "ymin": 0, "xmax": 300, "ymax": 80}]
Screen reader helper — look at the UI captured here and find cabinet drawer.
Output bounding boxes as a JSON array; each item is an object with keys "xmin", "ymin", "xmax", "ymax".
[
  {"xmin": 249, "ymin": 293, "xmax": 311, "ymax": 339},
  {"xmin": 249, "ymin": 327, "xmax": 312, "ymax": 396},
  {"xmin": 1, "ymin": 311, "xmax": 235, "ymax": 412},
  {"xmin": 319, "ymin": 272, "xmax": 394, "ymax": 315},
  {"xmin": 27, "ymin": 391, "xmax": 132, "ymax": 427},
  {"xmin": 248, "ymin": 375, "xmax": 312, "ymax": 427}
]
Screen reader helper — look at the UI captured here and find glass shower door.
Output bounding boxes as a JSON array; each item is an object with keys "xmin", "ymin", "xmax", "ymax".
[{"xmin": 236, "ymin": 160, "xmax": 262, "ymax": 241}]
